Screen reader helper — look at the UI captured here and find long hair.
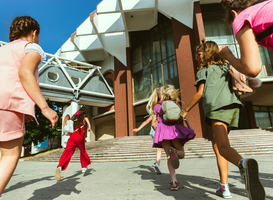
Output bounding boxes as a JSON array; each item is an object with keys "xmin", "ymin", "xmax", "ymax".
[
  {"xmin": 162, "ymin": 85, "xmax": 180, "ymax": 103},
  {"xmin": 195, "ymin": 41, "xmax": 225, "ymax": 69},
  {"xmin": 146, "ymin": 87, "xmax": 163, "ymax": 115},
  {"xmin": 221, "ymin": 0, "xmax": 256, "ymax": 25},
  {"xmin": 71, "ymin": 109, "xmax": 86, "ymax": 133},
  {"xmin": 9, "ymin": 16, "xmax": 40, "ymax": 42}
]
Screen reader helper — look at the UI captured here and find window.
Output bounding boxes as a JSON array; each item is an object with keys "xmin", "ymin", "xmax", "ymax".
[
  {"xmin": 131, "ymin": 13, "xmax": 179, "ymax": 102},
  {"xmin": 253, "ymin": 105, "xmax": 273, "ymax": 129},
  {"xmin": 135, "ymin": 116, "xmax": 151, "ymax": 136},
  {"xmin": 71, "ymin": 76, "xmax": 81, "ymax": 86},
  {"xmin": 201, "ymin": 4, "xmax": 273, "ymax": 78},
  {"xmin": 47, "ymin": 71, "xmax": 59, "ymax": 82}
]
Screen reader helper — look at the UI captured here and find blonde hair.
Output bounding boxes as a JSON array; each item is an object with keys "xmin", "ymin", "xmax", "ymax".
[
  {"xmin": 162, "ymin": 85, "xmax": 180, "ymax": 103},
  {"xmin": 146, "ymin": 87, "xmax": 162, "ymax": 115},
  {"xmin": 195, "ymin": 41, "xmax": 225, "ymax": 69},
  {"xmin": 221, "ymin": 0, "xmax": 256, "ymax": 25}
]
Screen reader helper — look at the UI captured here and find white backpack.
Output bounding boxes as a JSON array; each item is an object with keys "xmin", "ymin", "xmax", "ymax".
[
  {"xmin": 63, "ymin": 120, "xmax": 74, "ymax": 136},
  {"xmin": 161, "ymin": 101, "xmax": 182, "ymax": 122}
]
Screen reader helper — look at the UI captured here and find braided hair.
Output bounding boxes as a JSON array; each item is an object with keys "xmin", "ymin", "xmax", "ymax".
[{"xmin": 9, "ymin": 16, "xmax": 40, "ymax": 42}]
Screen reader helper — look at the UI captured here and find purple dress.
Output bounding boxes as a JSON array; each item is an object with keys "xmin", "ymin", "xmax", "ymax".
[{"xmin": 153, "ymin": 102, "xmax": 196, "ymax": 148}]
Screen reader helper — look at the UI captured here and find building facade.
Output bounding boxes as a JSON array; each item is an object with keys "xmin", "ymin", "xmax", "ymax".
[{"xmin": 58, "ymin": 0, "xmax": 273, "ymax": 141}]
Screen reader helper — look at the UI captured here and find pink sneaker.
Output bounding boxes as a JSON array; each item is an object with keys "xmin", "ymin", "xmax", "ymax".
[
  {"xmin": 170, "ymin": 181, "xmax": 179, "ymax": 191},
  {"xmin": 167, "ymin": 147, "xmax": 179, "ymax": 169}
]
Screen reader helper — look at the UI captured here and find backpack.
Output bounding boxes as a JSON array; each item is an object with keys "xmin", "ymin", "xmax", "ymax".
[
  {"xmin": 228, "ymin": 66, "xmax": 253, "ymax": 96},
  {"xmin": 63, "ymin": 119, "xmax": 74, "ymax": 136},
  {"xmin": 161, "ymin": 101, "xmax": 182, "ymax": 122}
]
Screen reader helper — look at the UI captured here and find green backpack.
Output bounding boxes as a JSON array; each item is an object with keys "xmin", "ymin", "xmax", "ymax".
[{"xmin": 161, "ymin": 101, "xmax": 182, "ymax": 122}]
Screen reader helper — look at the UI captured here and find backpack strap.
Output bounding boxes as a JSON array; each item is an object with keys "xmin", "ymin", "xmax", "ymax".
[
  {"xmin": 249, "ymin": 0, "xmax": 273, "ymax": 42},
  {"xmin": 256, "ymin": 25, "xmax": 273, "ymax": 42}
]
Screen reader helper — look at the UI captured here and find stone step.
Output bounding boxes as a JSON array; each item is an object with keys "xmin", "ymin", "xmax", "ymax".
[{"xmin": 27, "ymin": 129, "xmax": 273, "ymax": 163}]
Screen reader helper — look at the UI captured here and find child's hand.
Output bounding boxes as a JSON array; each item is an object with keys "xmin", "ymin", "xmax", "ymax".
[
  {"xmin": 25, "ymin": 115, "xmax": 33, "ymax": 123},
  {"xmin": 132, "ymin": 129, "xmax": 138, "ymax": 133},
  {"xmin": 218, "ymin": 45, "xmax": 233, "ymax": 60},
  {"xmin": 180, "ymin": 110, "xmax": 188, "ymax": 121},
  {"xmin": 41, "ymin": 107, "xmax": 58, "ymax": 129}
]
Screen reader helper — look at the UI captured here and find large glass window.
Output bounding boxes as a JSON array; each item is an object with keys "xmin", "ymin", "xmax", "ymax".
[
  {"xmin": 135, "ymin": 116, "xmax": 152, "ymax": 136},
  {"xmin": 253, "ymin": 105, "xmax": 273, "ymax": 129},
  {"xmin": 201, "ymin": 4, "xmax": 273, "ymax": 78},
  {"xmin": 131, "ymin": 13, "xmax": 179, "ymax": 102}
]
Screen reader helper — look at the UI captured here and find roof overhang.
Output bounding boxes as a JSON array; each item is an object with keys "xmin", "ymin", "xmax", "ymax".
[{"xmin": 59, "ymin": 0, "xmax": 198, "ymax": 66}]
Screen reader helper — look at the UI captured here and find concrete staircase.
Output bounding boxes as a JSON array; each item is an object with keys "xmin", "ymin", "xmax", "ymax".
[{"xmin": 27, "ymin": 129, "xmax": 273, "ymax": 163}]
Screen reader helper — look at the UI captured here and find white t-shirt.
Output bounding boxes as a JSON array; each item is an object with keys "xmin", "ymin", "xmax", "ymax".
[{"xmin": 25, "ymin": 43, "xmax": 46, "ymax": 61}]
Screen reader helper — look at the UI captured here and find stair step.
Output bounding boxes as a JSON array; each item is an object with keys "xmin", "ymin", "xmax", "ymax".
[{"xmin": 26, "ymin": 129, "xmax": 273, "ymax": 163}]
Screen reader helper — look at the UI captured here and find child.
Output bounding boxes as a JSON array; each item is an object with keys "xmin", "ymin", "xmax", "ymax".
[
  {"xmin": 55, "ymin": 109, "xmax": 91, "ymax": 181},
  {"xmin": 133, "ymin": 113, "xmax": 162, "ymax": 174},
  {"xmin": 219, "ymin": 0, "xmax": 273, "ymax": 77},
  {"xmin": 181, "ymin": 41, "xmax": 265, "ymax": 199},
  {"xmin": 0, "ymin": 16, "xmax": 58, "ymax": 195},
  {"xmin": 148, "ymin": 85, "xmax": 196, "ymax": 190}
]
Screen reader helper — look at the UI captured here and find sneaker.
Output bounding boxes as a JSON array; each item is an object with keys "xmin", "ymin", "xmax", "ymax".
[
  {"xmin": 239, "ymin": 158, "xmax": 265, "ymax": 200},
  {"xmin": 55, "ymin": 167, "xmax": 61, "ymax": 181},
  {"xmin": 153, "ymin": 162, "xmax": 162, "ymax": 174},
  {"xmin": 167, "ymin": 147, "xmax": 179, "ymax": 169},
  {"xmin": 216, "ymin": 182, "xmax": 232, "ymax": 199},
  {"xmin": 82, "ymin": 167, "xmax": 87, "ymax": 173},
  {"xmin": 170, "ymin": 181, "xmax": 179, "ymax": 191}
]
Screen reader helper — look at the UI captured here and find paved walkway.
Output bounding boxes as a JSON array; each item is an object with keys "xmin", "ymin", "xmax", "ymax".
[{"xmin": 1, "ymin": 154, "xmax": 272, "ymax": 200}]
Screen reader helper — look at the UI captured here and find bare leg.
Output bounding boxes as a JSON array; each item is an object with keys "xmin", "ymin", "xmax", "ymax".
[
  {"xmin": 212, "ymin": 138, "xmax": 228, "ymax": 184},
  {"xmin": 211, "ymin": 120, "xmax": 242, "ymax": 168},
  {"xmin": 171, "ymin": 139, "xmax": 185, "ymax": 159},
  {"xmin": 0, "ymin": 136, "xmax": 24, "ymax": 195},
  {"xmin": 155, "ymin": 148, "xmax": 162, "ymax": 165},
  {"xmin": 162, "ymin": 140, "xmax": 177, "ymax": 182}
]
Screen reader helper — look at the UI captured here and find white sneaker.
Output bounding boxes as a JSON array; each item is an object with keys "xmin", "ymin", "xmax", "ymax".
[
  {"xmin": 216, "ymin": 182, "xmax": 232, "ymax": 199},
  {"xmin": 82, "ymin": 167, "xmax": 87, "ymax": 173},
  {"xmin": 153, "ymin": 161, "xmax": 162, "ymax": 174}
]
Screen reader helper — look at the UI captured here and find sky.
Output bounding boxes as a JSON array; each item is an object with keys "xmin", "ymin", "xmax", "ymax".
[{"xmin": 0, "ymin": 0, "xmax": 102, "ymax": 54}]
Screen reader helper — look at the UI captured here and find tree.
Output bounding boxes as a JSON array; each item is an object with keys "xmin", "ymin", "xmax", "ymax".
[{"xmin": 24, "ymin": 101, "xmax": 65, "ymax": 148}]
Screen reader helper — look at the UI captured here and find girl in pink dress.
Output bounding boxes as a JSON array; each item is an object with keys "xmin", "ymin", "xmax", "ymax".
[
  {"xmin": 55, "ymin": 109, "xmax": 91, "ymax": 181},
  {"xmin": 148, "ymin": 85, "xmax": 195, "ymax": 190},
  {"xmin": 219, "ymin": 0, "xmax": 273, "ymax": 77},
  {"xmin": 0, "ymin": 16, "xmax": 58, "ymax": 195}
]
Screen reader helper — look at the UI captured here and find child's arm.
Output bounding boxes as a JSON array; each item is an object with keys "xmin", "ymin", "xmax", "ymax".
[
  {"xmin": 151, "ymin": 114, "xmax": 157, "ymax": 130},
  {"xmin": 180, "ymin": 82, "xmax": 204, "ymax": 120},
  {"xmin": 63, "ymin": 115, "xmax": 70, "ymax": 128},
  {"xmin": 84, "ymin": 117, "xmax": 91, "ymax": 132},
  {"xmin": 133, "ymin": 115, "xmax": 153, "ymax": 133},
  {"xmin": 19, "ymin": 52, "xmax": 58, "ymax": 128},
  {"xmin": 218, "ymin": 23, "xmax": 262, "ymax": 77}
]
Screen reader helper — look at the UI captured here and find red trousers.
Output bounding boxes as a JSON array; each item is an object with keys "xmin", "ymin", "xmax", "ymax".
[{"xmin": 57, "ymin": 131, "xmax": 91, "ymax": 171}]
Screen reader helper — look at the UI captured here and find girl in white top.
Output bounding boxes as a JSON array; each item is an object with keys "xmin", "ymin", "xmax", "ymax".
[{"xmin": 0, "ymin": 16, "xmax": 58, "ymax": 196}]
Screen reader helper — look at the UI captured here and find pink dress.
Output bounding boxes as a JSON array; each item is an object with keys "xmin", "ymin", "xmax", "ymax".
[
  {"xmin": 153, "ymin": 101, "xmax": 196, "ymax": 148},
  {"xmin": 0, "ymin": 40, "xmax": 43, "ymax": 141},
  {"xmin": 232, "ymin": 0, "xmax": 273, "ymax": 49}
]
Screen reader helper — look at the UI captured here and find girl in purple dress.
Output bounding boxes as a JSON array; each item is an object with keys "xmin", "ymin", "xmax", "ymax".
[{"xmin": 148, "ymin": 85, "xmax": 196, "ymax": 190}]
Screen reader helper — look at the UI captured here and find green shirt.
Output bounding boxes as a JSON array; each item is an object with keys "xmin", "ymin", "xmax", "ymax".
[{"xmin": 194, "ymin": 63, "xmax": 242, "ymax": 116}]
